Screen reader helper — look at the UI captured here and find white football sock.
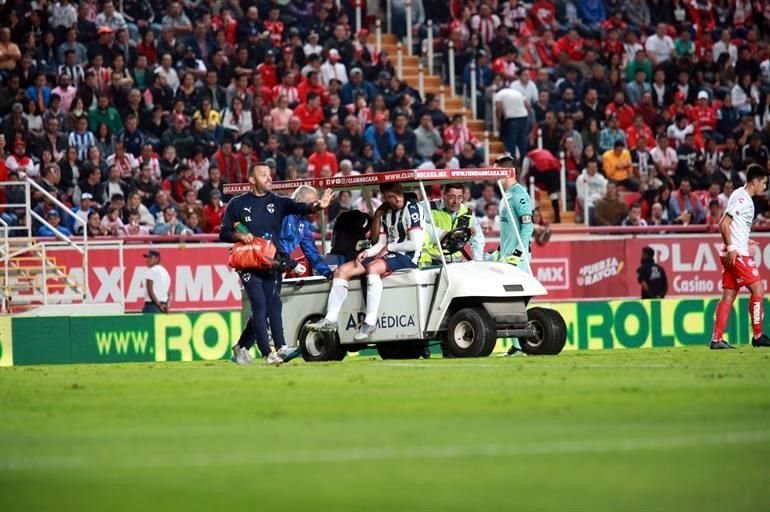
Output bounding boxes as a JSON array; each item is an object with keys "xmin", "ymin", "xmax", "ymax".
[
  {"xmin": 324, "ymin": 278, "xmax": 349, "ymax": 322},
  {"xmin": 364, "ymin": 274, "xmax": 383, "ymax": 326}
]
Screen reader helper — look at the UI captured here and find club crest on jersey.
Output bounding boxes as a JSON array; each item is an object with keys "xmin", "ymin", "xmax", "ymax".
[
  {"xmin": 298, "ymin": 222, "xmax": 305, "ymax": 231},
  {"xmin": 267, "ymin": 203, "xmax": 275, "ymax": 214}
]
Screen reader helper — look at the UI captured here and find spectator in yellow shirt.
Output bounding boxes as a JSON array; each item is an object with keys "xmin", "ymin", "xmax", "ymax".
[
  {"xmin": 602, "ymin": 141, "xmax": 639, "ymax": 191},
  {"xmin": 192, "ymin": 97, "xmax": 222, "ymax": 141}
]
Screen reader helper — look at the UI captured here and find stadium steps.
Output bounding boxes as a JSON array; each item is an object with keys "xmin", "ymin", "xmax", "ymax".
[
  {"xmin": 378, "ymin": 35, "xmax": 576, "ymax": 225},
  {"xmin": 1, "ymin": 245, "xmax": 84, "ymax": 311}
]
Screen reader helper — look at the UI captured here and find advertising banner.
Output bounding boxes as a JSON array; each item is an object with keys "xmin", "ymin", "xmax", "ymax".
[
  {"xmin": 7, "ymin": 298, "xmax": 770, "ymax": 366},
  {"xmin": 32, "ymin": 234, "xmax": 770, "ymax": 311},
  {"xmin": 0, "ymin": 317, "xmax": 12, "ymax": 367}
]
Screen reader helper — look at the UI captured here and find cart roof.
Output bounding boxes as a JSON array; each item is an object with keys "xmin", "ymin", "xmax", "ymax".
[{"xmin": 222, "ymin": 168, "xmax": 513, "ymax": 195}]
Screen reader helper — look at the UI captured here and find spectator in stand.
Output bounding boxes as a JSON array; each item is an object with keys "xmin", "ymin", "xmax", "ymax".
[
  {"xmin": 414, "ymin": 113, "xmax": 443, "ymax": 162},
  {"xmin": 599, "ymin": 114, "xmax": 626, "ymax": 153},
  {"xmin": 669, "ymin": 177, "xmax": 705, "ymax": 224},
  {"xmin": 100, "ymin": 205, "xmax": 126, "ymax": 235},
  {"xmin": 603, "ymin": 140, "xmax": 639, "ymax": 191},
  {"xmin": 605, "ymin": 91, "xmax": 635, "ymax": 129},
  {"xmin": 576, "ymin": 158, "xmax": 608, "ymax": 217},
  {"xmin": 622, "ymin": 202, "xmax": 648, "ymax": 226},
  {"xmin": 742, "ymin": 133, "xmax": 770, "ymax": 168},
  {"xmin": 479, "ymin": 202, "xmax": 500, "ymax": 233},
  {"xmin": 593, "ymin": 182, "xmax": 627, "ymax": 226},
  {"xmin": 153, "ymin": 205, "xmax": 192, "ymax": 235},
  {"xmin": 39, "ymin": 209, "xmax": 72, "ymax": 237},
  {"xmin": 645, "ymin": 23, "xmax": 675, "ymax": 65},
  {"xmin": 294, "ymin": 92, "xmax": 325, "ymax": 134},
  {"xmin": 307, "ymin": 137, "xmax": 338, "ymax": 178}
]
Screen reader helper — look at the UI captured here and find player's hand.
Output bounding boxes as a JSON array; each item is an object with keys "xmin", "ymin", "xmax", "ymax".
[
  {"xmin": 318, "ymin": 188, "xmax": 333, "ymax": 209},
  {"xmin": 749, "ymin": 240, "xmax": 759, "ymax": 247},
  {"xmin": 238, "ymin": 232, "xmax": 255, "ymax": 243},
  {"xmin": 726, "ymin": 250, "xmax": 738, "ymax": 267},
  {"xmin": 357, "ymin": 251, "xmax": 368, "ymax": 263},
  {"xmin": 160, "ymin": 304, "xmax": 169, "ymax": 313}
]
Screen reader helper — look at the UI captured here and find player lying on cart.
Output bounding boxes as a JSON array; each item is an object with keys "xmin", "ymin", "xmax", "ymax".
[{"xmin": 307, "ymin": 181, "xmax": 426, "ymax": 340}]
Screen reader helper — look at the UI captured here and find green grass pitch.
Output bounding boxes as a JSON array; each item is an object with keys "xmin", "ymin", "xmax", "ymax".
[{"xmin": 1, "ymin": 347, "xmax": 770, "ymax": 511}]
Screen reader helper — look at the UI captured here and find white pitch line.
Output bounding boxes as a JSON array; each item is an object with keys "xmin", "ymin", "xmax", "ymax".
[{"xmin": 1, "ymin": 431, "xmax": 768, "ymax": 471}]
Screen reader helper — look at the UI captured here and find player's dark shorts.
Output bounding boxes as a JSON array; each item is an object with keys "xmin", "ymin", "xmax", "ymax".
[
  {"xmin": 721, "ymin": 254, "xmax": 761, "ymax": 290},
  {"xmin": 363, "ymin": 252, "xmax": 418, "ymax": 274}
]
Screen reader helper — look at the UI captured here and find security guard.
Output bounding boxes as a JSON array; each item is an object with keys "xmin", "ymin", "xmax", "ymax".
[
  {"xmin": 421, "ymin": 183, "xmax": 486, "ymax": 266},
  {"xmin": 637, "ymin": 246, "xmax": 668, "ymax": 299},
  {"xmin": 490, "ymin": 154, "xmax": 533, "ymax": 357}
]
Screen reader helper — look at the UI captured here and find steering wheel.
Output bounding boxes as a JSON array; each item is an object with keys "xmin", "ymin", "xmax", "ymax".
[{"xmin": 440, "ymin": 227, "xmax": 473, "ymax": 261}]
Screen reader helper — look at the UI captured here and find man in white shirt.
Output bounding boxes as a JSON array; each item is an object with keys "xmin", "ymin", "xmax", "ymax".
[
  {"xmin": 320, "ymin": 49, "xmax": 348, "ymax": 86},
  {"xmin": 510, "ymin": 67, "xmax": 538, "ymax": 104},
  {"xmin": 650, "ymin": 134, "xmax": 678, "ymax": 185},
  {"xmin": 575, "ymin": 160, "xmax": 607, "ymax": 220},
  {"xmin": 644, "ymin": 23, "xmax": 674, "ymax": 65},
  {"xmin": 712, "ymin": 29, "xmax": 738, "ymax": 66},
  {"xmin": 143, "ymin": 249, "xmax": 171, "ymax": 313},
  {"xmin": 495, "ymin": 85, "xmax": 530, "ymax": 161}
]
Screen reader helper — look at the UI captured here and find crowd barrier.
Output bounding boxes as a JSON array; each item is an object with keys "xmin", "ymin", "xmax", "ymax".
[{"xmin": 2, "ymin": 297, "xmax": 768, "ymax": 367}]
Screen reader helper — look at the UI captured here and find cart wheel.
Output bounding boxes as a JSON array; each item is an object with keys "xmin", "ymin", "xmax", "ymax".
[
  {"xmin": 376, "ymin": 341, "xmax": 425, "ymax": 360},
  {"xmin": 298, "ymin": 317, "xmax": 346, "ymax": 362},
  {"xmin": 521, "ymin": 307, "xmax": 567, "ymax": 356},
  {"xmin": 445, "ymin": 307, "xmax": 496, "ymax": 358}
]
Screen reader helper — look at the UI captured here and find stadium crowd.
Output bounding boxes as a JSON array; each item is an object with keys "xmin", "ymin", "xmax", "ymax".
[{"xmin": 1, "ymin": 0, "xmax": 770, "ymax": 239}]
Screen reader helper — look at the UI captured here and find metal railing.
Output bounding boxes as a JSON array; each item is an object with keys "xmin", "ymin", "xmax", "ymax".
[{"xmin": 0, "ymin": 179, "xmax": 90, "ymax": 311}]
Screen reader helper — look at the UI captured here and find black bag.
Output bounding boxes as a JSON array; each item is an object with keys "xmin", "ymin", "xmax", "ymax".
[{"xmin": 330, "ymin": 210, "xmax": 371, "ymax": 261}]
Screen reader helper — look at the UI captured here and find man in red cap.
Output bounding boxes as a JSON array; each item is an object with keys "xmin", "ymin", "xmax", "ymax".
[
  {"xmin": 321, "ymin": 48, "xmax": 348, "ymax": 86},
  {"xmin": 6, "ymin": 140, "xmax": 35, "ymax": 177}
]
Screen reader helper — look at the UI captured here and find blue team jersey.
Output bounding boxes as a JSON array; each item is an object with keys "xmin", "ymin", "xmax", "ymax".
[{"xmin": 380, "ymin": 199, "xmax": 425, "ymax": 264}]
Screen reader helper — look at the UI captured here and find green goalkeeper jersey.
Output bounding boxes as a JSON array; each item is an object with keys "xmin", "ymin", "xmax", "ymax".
[{"xmin": 499, "ymin": 182, "xmax": 534, "ymax": 272}]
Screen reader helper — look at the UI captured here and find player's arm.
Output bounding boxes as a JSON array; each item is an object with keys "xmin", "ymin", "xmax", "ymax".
[
  {"xmin": 219, "ymin": 198, "xmax": 252, "ymax": 243},
  {"xmin": 659, "ymin": 267, "xmax": 668, "ymax": 297},
  {"xmin": 719, "ymin": 213, "xmax": 737, "ymax": 266},
  {"xmin": 146, "ymin": 278, "xmax": 166, "ymax": 312},
  {"xmin": 299, "ymin": 223, "xmax": 332, "ymax": 276},
  {"xmin": 361, "ymin": 232, "xmax": 387, "ymax": 261},
  {"xmin": 513, "ymin": 193, "xmax": 534, "ymax": 253},
  {"xmin": 387, "ymin": 202, "xmax": 425, "ymax": 252},
  {"xmin": 469, "ymin": 216, "xmax": 486, "ymax": 261}
]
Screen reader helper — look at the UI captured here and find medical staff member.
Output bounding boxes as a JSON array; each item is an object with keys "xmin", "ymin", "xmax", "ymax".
[
  {"xmin": 279, "ymin": 184, "xmax": 332, "ymax": 278},
  {"xmin": 490, "ymin": 154, "xmax": 533, "ymax": 357},
  {"xmin": 221, "ymin": 162, "xmax": 332, "ymax": 365},
  {"xmin": 420, "ymin": 182, "xmax": 486, "ymax": 265}
]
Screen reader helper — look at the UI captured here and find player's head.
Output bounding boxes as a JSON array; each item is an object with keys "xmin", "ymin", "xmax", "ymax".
[
  {"xmin": 248, "ymin": 163, "xmax": 273, "ymax": 193},
  {"xmin": 292, "ymin": 184, "xmax": 318, "ymax": 203},
  {"xmin": 495, "ymin": 154, "xmax": 517, "ymax": 189},
  {"xmin": 143, "ymin": 249, "xmax": 161, "ymax": 266},
  {"xmin": 379, "ymin": 182, "xmax": 405, "ymax": 209},
  {"xmin": 641, "ymin": 246, "xmax": 655, "ymax": 263},
  {"xmin": 442, "ymin": 183, "xmax": 465, "ymax": 213},
  {"xmin": 745, "ymin": 164, "xmax": 768, "ymax": 196}
]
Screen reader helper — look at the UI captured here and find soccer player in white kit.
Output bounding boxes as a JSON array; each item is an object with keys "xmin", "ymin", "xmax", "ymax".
[{"xmin": 710, "ymin": 164, "xmax": 770, "ymax": 349}]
